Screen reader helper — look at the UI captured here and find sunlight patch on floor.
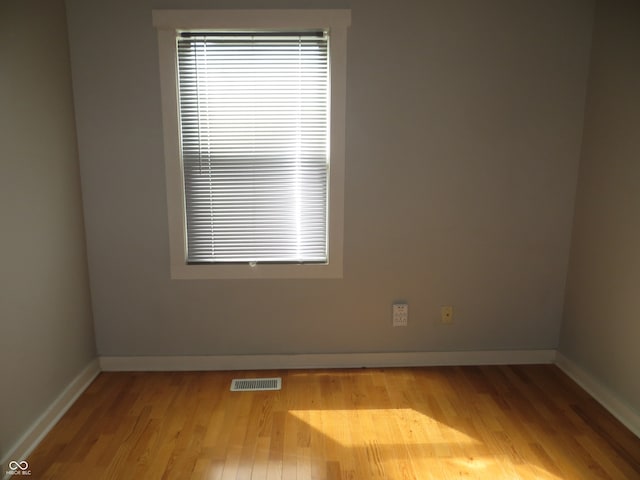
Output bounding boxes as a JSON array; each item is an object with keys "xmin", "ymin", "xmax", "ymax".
[
  {"xmin": 288, "ymin": 408, "xmax": 479, "ymax": 448},
  {"xmin": 287, "ymin": 408, "xmax": 566, "ymax": 479}
]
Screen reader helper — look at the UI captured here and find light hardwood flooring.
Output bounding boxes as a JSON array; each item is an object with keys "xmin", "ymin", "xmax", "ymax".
[{"xmin": 27, "ymin": 365, "xmax": 640, "ymax": 479}]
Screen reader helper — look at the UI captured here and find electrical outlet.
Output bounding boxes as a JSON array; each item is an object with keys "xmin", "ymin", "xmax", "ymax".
[
  {"xmin": 392, "ymin": 303, "xmax": 408, "ymax": 327},
  {"xmin": 441, "ymin": 305, "xmax": 453, "ymax": 324}
]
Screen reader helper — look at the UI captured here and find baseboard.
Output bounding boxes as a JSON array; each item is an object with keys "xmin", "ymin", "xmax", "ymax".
[
  {"xmin": 555, "ymin": 352, "xmax": 640, "ymax": 439},
  {"xmin": 99, "ymin": 349, "xmax": 556, "ymax": 372},
  {"xmin": 1, "ymin": 359, "xmax": 101, "ymax": 479}
]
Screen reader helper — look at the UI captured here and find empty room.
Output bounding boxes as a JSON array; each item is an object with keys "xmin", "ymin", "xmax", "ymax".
[{"xmin": 1, "ymin": 0, "xmax": 639, "ymax": 478}]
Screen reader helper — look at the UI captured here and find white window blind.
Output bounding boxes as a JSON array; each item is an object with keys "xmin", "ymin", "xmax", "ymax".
[{"xmin": 177, "ymin": 32, "xmax": 329, "ymax": 264}]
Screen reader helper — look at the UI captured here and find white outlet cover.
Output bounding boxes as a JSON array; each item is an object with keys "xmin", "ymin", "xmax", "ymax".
[{"xmin": 392, "ymin": 303, "xmax": 408, "ymax": 326}]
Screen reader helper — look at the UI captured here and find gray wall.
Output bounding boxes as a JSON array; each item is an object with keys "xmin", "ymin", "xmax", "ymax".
[
  {"xmin": 560, "ymin": 0, "xmax": 640, "ymax": 413},
  {"xmin": 64, "ymin": 0, "xmax": 594, "ymax": 357},
  {"xmin": 0, "ymin": 0, "xmax": 96, "ymax": 460}
]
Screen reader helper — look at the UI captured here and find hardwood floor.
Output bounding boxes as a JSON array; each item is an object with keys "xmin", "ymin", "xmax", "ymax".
[{"xmin": 27, "ymin": 365, "xmax": 640, "ymax": 479}]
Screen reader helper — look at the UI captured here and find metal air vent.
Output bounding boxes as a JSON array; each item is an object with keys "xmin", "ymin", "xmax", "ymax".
[{"xmin": 230, "ymin": 377, "xmax": 282, "ymax": 391}]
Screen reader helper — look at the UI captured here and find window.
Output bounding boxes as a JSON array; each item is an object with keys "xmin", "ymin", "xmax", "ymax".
[{"xmin": 153, "ymin": 10, "xmax": 350, "ymax": 279}]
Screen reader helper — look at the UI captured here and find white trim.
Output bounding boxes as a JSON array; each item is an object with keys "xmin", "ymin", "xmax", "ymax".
[
  {"xmin": 99, "ymin": 350, "xmax": 556, "ymax": 372},
  {"xmin": 555, "ymin": 352, "xmax": 640, "ymax": 439},
  {"xmin": 1, "ymin": 359, "xmax": 101, "ymax": 479},
  {"xmin": 152, "ymin": 9, "xmax": 352, "ymax": 30},
  {"xmin": 153, "ymin": 9, "xmax": 350, "ymax": 280}
]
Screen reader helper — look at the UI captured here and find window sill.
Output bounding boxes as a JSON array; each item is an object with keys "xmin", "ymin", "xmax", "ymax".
[{"xmin": 170, "ymin": 261, "xmax": 343, "ymax": 280}]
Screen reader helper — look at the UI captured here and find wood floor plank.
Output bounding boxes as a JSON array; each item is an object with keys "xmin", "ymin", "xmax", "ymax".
[{"xmin": 25, "ymin": 366, "xmax": 640, "ymax": 479}]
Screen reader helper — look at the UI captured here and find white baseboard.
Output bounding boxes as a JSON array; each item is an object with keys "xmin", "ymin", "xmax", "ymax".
[
  {"xmin": 555, "ymin": 352, "xmax": 640, "ymax": 439},
  {"xmin": 99, "ymin": 349, "xmax": 556, "ymax": 372},
  {"xmin": 1, "ymin": 359, "xmax": 101, "ymax": 480}
]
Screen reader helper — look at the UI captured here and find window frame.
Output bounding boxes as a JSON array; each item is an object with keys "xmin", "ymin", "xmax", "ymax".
[{"xmin": 153, "ymin": 9, "xmax": 350, "ymax": 279}]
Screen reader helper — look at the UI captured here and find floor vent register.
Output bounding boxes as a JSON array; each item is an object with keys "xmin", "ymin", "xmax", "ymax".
[{"xmin": 230, "ymin": 377, "xmax": 282, "ymax": 391}]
